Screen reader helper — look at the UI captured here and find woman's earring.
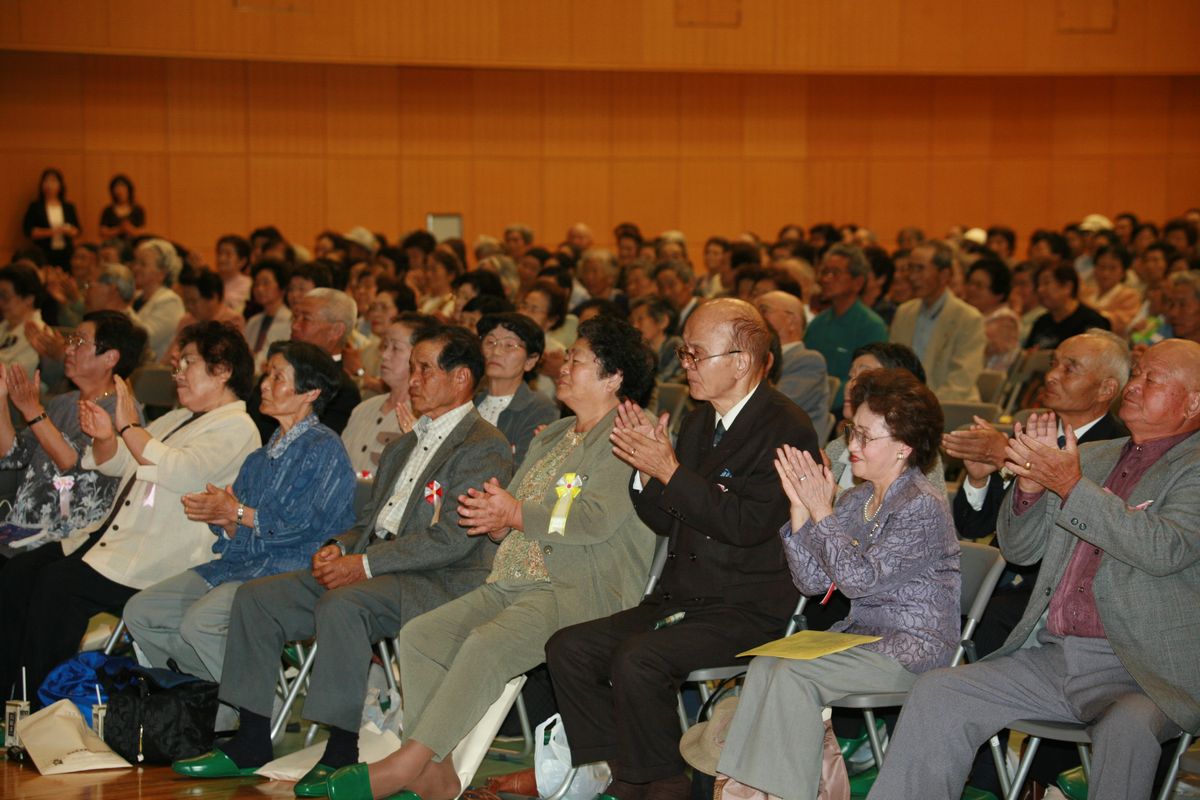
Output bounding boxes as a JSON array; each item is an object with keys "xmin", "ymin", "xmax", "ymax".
[{"xmin": 896, "ymin": 452, "xmax": 904, "ymax": 460}]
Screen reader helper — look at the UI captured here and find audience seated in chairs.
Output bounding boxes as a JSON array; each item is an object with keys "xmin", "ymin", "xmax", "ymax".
[
  {"xmin": 0, "ymin": 311, "xmax": 147, "ymax": 546},
  {"xmin": 717, "ymin": 368, "xmax": 960, "ymax": 798},
  {"xmin": 756, "ymin": 290, "xmax": 831, "ymax": 443},
  {"xmin": 173, "ymin": 325, "xmax": 513, "ymax": 795},
  {"xmin": 868, "ymin": 338, "xmax": 1200, "ymax": 800},
  {"xmin": 123, "ymin": 341, "xmax": 355, "ymax": 683},
  {"xmin": 316, "ymin": 316, "xmax": 659, "ymax": 800},
  {"xmin": 545, "ymin": 299, "xmax": 819, "ymax": 800},
  {"xmin": 0, "ymin": 321, "xmax": 260, "ymax": 706}
]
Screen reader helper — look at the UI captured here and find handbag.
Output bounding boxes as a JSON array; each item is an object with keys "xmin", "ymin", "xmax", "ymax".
[
  {"xmin": 37, "ymin": 651, "xmax": 138, "ymax": 726},
  {"xmin": 101, "ymin": 659, "xmax": 218, "ymax": 764}
]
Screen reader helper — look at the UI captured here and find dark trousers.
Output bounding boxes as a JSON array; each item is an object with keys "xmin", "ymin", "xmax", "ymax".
[
  {"xmin": 0, "ymin": 542, "xmax": 135, "ymax": 706},
  {"xmin": 545, "ymin": 598, "xmax": 781, "ymax": 784}
]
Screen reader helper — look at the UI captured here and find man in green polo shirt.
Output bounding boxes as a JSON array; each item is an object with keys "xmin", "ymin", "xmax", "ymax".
[{"xmin": 803, "ymin": 243, "xmax": 889, "ymax": 415}]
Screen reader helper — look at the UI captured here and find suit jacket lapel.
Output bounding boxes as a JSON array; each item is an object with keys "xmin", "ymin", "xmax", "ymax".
[
  {"xmin": 695, "ymin": 384, "xmax": 766, "ymax": 476},
  {"xmin": 364, "ymin": 433, "xmax": 418, "ymax": 533}
]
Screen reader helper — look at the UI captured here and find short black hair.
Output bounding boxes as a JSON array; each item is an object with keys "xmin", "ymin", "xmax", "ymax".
[
  {"xmin": 986, "ymin": 226, "xmax": 1016, "ymax": 252},
  {"xmin": 478, "ymin": 312, "xmax": 545, "ymax": 381},
  {"xmin": 573, "ymin": 297, "xmax": 627, "ymax": 321},
  {"xmin": 851, "ymin": 341, "xmax": 927, "ymax": 384},
  {"xmin": 967, "ymin": 257, "xmax": 1012, "ymax": 301},
  {"xmin": 0, "ymin": 262, "xmax": 44, "ymax": 303},
  {"xmin": 290, "ymin": 260, "xmax": 332, "ymax": 290},
  {"xmin": 265, "ymin": 340, "xmax": 342, "ymax": 416},
  {"xmin": 729, "ymin": 242, "xmax": 761, "ymax": 271},
  {"xmin": 1094, "ymin": 244, "xmax": 1132, "ymax": 271},
  {"xmin": 613, "ymin": 222, "xmax": 643, "ymax": 246},
  {"xmin": 179, "ymin": 267, "xmax": 225, "ymax": 301},
  {"xmin": 1031, "ymin": 229, "xmax": 1071, "ymax": 262},
  {"xmin": 85, "ymin": 310, "xmax": 148, "ymax": 378},
  {"xmin": 412, "ymin": 325, "xmax": 485, "ymax": 390},
  {"xmin": 863, "ymin": 245, "xmax": 895, "ymax": 295},
  {"xmin": 463, "ymin": 295, "xmax": 513, "ymax": 317},
  {"xmin": 401, "ymin": 230, "xmax": 437, "ymax": 255},
  {"xmin": 429, "ymin": 249, "xmax": 464, "ymax": 280},
  {"xmin": 452, "ymin": 269, "xmax": 504, "ymax": 299},
  {"xmin": 1165, "ymin": 217, "xmax": 1198, "ymax": 247},
  {"xmin": 108, "ymin": 174, "xmax": 135, "ymax": 203},
  {"xmin": 376, "ymin": 278, "xmax": 418, "ymax": 314},
  {"xmin": 576, "ymin": 316, "xmax": 656, "ymax": 407},
  {"xmin": 252, "ymin": 258, "xmax": 291, "ymax": 291},
  {"xmin": 1037, "ymin": 262, "xmax": 1080, "ymax": 298},
  {"xmin": 217, "ymin": 234, "xmax": 251, "ymax": 262},
  {"xmin": 178, "ymin": 321, "xmax": 256, "ymax": 401},
  {"xmin": 525, "ymin": 279, "xmax": 569, "ymax": 330}
]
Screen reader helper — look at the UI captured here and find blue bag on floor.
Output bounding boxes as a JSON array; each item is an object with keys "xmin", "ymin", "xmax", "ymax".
[{"xmin": 37, "ymin": 651, "xmax": 138, "ymax": 726}]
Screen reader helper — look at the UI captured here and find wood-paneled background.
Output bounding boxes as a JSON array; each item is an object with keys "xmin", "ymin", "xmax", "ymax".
[{"xmin": 1, "ymin": 0, "xmax": 1198, "ymax": 264}]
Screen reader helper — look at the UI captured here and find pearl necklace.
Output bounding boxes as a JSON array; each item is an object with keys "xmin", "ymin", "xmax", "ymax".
[{"xmin": 862, "ymin": 488, "xmax": 881, "ymax": 523}]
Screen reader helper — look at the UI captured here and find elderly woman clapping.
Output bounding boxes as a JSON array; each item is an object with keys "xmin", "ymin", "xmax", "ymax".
[
  {"xmin": 124, "ymin": 341, "xmax": 356, "ymax": 682},
  {"xmin": 322, "ymin": 316, "xmax": 659, "ymax": 800},
  {"xmin": 715, "ymin": 369, "xmax": 960, "ymax": 799}
]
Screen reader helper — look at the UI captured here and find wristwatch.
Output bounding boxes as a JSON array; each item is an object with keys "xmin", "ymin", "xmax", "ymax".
[{"xmin": 236, "ymin": 504, "xmax": 245, "ymax": 525}]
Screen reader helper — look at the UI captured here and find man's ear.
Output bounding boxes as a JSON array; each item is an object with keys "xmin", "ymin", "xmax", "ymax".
[{"xmin": 1097, "ymin": 376, "xmax": 1118, "ymax": 403}]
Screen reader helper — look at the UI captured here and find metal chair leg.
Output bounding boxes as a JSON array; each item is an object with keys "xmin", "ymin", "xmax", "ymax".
[
  {"xmin": 1004, "ymin": 736, "xmax": 1042, "ymax": 800},
  {"xmin": 862, "ymin": 708, "xmax": 886, "ymax": 766},
  {"xmin": 546, "ymin": 766, "xmax": 579, "ymax": 800},
  {"xmin": 102, "ymin": 619, "xmax": 127, "ymax": 655},
  {"xmin": 989, "ymin": 735, "xmax": 1012, "ymax": 798},
  {"xmin": 1155, "ymin": 732, "xmax": 1195, "ymax": 800},
  {"xmin": 271, "ymin": 642, "xmax": 317, "ymax": 741}
]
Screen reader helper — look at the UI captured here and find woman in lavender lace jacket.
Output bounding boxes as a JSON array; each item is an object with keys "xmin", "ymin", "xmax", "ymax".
[{"xmin": 717, "ymin": 368, "xmax": 960, "ymax": 800}]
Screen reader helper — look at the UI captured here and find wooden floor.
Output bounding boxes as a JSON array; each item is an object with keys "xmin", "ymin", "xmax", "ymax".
[{"xmin": 1, "ymin": 739, "xmax": 531, "ymax": 800}]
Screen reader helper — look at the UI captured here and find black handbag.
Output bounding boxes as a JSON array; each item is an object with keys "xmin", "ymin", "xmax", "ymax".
[{"xmin": 101, "ymin": 659, "xmax": 218, "ymax": 764}]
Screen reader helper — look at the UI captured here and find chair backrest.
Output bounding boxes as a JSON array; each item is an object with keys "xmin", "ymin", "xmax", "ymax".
[
  {"xmin": 976, "ymin": 369, "xmax": 1007, "ymax": 404},
  {"xmin": 655, "ymin": 382, "xmax": 691, "ymax": 419},
  {"xmin": 827, "ymin": 375, "xmax": 841, "ymax": 408},
  {"xmin": 642, "ymin": 536, "xmax": 671, "ymax": 597},
  {"xmin": 941, "ymin": 401, "xmax": 1002, "ymax": 434},
  {"xmin": 1011, "ymin": 407, "xmax": 1050, "ymax": 429},
  {"xmin": 130, "ymin": 364, "xmax": 178, "ymax": 408},
  {"xmin": 953, "ymin": 541, "xmax": 1008, "ymax": 666}
]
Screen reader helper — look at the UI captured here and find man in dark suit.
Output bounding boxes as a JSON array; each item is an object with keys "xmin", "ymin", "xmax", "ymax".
[
  {"xmin": 248, "ymin": 288, "xmax": 361, "ymax": 439},
  {"xmin": 174, "ymin": 326, "xmax": 513, "ymax": 791},
  {"xmin": 546, "ymin": 299, "xmax": 819, "ymax": 800}
]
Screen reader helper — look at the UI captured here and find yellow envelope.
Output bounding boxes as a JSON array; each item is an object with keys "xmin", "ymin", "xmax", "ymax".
[{"xmin": 738, "ymin": 630, "xmax": 881, "ymax": 660}]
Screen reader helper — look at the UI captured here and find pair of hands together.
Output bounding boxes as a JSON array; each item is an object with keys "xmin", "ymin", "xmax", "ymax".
[{"xmin": 941, "ymin": 412, "xmax": 1082, "ymax": 498}]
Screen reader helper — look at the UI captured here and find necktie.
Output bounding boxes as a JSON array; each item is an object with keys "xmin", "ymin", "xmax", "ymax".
[{"xmin": 713, "ymin": 420, "xmax": 725, "ymax": 448}]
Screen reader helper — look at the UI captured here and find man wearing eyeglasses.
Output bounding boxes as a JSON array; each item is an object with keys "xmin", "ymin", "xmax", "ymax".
[{"xmin": 546, "ymin": 298, "xmax": 820, "ymax": 800}]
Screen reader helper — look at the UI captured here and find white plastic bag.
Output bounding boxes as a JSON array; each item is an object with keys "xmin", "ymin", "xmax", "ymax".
[
  {"xmin": 533, "ymin": 713, "xmax": 611, "ymax": 800},
  {"xmin": 16, "ymin": 699, "xmax": 130, "ymax": 774}
]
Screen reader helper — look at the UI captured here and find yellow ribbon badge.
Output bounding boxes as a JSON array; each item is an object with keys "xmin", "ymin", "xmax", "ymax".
[{"xmin": 549, "ymin": 472, "xmax": 586, "ymax": 535}]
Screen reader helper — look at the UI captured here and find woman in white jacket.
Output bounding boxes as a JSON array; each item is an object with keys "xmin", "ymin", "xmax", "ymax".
[{"xmin": 0, "ymin": 321, "xmax": 261, "ymax": 707}]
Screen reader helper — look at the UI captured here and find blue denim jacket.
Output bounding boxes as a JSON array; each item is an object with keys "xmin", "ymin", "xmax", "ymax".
[{"xmin": 193, "ymin": 414, "xmax": 355, "ymax": 587}]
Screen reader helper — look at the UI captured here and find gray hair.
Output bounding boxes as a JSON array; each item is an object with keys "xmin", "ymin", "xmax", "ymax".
[
  {"xmin": 136, "ymin": 238, "xmax": 182, "ymax": 286},
  {"xmin": 474, "ymin": 236, "xmax": 502, "ymax": 263},
  {"xmin": 1169, "ymin": 269, "xmax": 1200, "ymax": 301},
  {"xmin": 652, "ymin": 259, "xmax": 694, "ymax": 284},
  {"xmin": 504, "ymin": 224, "xmax": 534, "ymax": 244},
  {"xmin": 581, "ymin": 248, "xmax": 618, "ymax": 277},
  {"xmin": 1078, "ymin": 328, "xmax": 1132, "ymax": 388},
  {"xmin": 914, "ymin": 239, "xmax": 956, "ymax": 272},
  {"xmin": 823, "ymin": 243, "xmax": 870, "ymax": 280},
  {"xmin": 306, "ymin": 288, "xmax": 357, "ymax": 347},
  {"xmin": 97, "ymin": 262, "xmax": 136, "ymax": 302},
  {"xmin": 659, "ymin": 230, "xmax": 687, "ymax": 246}
]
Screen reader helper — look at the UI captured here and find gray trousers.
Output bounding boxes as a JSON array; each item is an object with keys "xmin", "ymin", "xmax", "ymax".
[
  {"xmin": 218, "ymin": 568, "xmax": 405, "ymax": 733},
  {"xmin": 868, "ymin": 633, "xmax": 1179, "ymax": 800},
  {"xmin": 399, "ymin": 580, "xmax": 556, "ymax": 759},
  {"xmin": 123, "ymin": 570, "xmax": 241, "ymax": 683},
  {"xmin": 717, "ymin": 649, "xmax": 916, "ymax": 800}
]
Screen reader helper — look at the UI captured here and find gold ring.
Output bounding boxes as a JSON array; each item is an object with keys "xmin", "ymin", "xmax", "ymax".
[{"xmin": 1024, "ymin": 461, "xmax": 1032, "ymax": 470}]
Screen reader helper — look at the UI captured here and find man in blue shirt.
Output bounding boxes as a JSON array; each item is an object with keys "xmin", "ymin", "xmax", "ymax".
[{"xmin": 803, "ymin": 244, "xmax": 888, "ymax": 412}]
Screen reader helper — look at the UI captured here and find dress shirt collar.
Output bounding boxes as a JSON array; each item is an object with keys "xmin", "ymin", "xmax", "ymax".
[
  {"xmin": 414, "ymin": 399, "xmax": 474, "ymax": 441},
  {"xmin": 715, "ymin": 381, "xmax": 760, "ymax": 431},
  {"xmin": 267, "ymin": 412, "xmax": 318, "ymax": 459},
  {"xmin": 919, "ymin": 289, "xmax": 949, "ymax": 319}
]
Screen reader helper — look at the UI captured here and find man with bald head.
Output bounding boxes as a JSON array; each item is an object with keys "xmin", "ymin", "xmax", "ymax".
[
  {"xmin": 870, "ymin": 338, "xmax": 1200, "ymax": 800},
  {"xmin": 547, "ymin": 299, "xmax": 819, "ymax": 800},
  {"xmin": 756, "ymin": 290, "xmax": 830, "ymax": 441},
  {"xmin": 566, "ymin": 222, "xmax": 594, "ymax": 255}
]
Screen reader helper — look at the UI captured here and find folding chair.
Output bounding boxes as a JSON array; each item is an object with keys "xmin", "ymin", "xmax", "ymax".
[
  {"xmin": 976, "ymin": 370, "xmax": 1007, "ymax": 405},
  {"xmin": 827, "ymin": 375, "xmax": 841, "ymax": 409},
  {"xmin": 990, "ymin": 722, "xmax": 1193, "ymax": 800},
  {"xmin": 827, "ymin": 540, "xmax": 1007, "ymax": 768},
  {"xmin": 129, "ymin": 364, "xmax": 178, "ymax": 409},
  {"xmin": 940, "ymin": 401, "xmax": 1002, "ymax": 435}
]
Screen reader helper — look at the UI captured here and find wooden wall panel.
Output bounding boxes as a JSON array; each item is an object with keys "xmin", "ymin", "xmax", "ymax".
[
  {"xmin": 165, "ymin": 60, "xmax": 247, "ymax": 154},
  {"xmin": 82, "ymin": 56, "xmax": 167, "ymax": 153},
  {"xmin": 0, "ymin": 52, "xmax": 1196, "ymax": 266}
]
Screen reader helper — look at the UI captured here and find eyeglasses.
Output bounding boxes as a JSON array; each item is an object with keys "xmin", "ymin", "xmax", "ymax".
[
  {"xmin": 172, "ymin": 354, "xmax": 200, "ymax": 376},
  {"xmin": 65, "ymin": 333, "xmax": 96, "ymax": 350},
  {"xmin": 481, "ymin": 336, "xmax": 525, "ymax": 354},
  {"xmin": 842, "ymin": 424, "xmax": 893, "ymax": 448},
  {"xmin": 676, "ymin": 347, "xmax": 743, "ymax": 370}
]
